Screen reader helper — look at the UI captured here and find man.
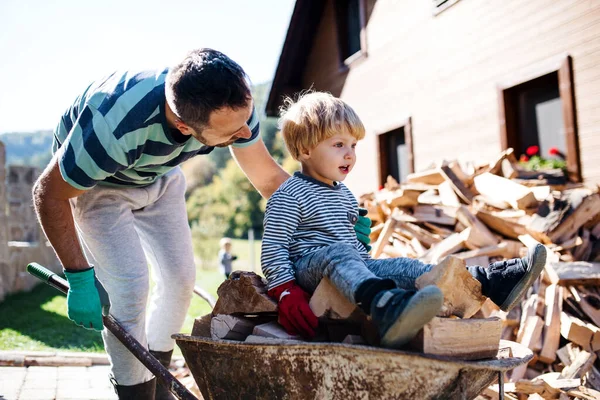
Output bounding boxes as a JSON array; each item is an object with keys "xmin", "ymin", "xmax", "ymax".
[{"xmin": 32, "ymin": 49, "xmax": 291, "ymax": 399}]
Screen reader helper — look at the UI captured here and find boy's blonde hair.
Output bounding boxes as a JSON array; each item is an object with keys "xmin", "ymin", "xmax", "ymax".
[
  {"xmin": 219, "ymin": 237, "xmax": 232, "ymax": 248},
  {"xmin": 279, "ymin": 91, "xmax": 365, "ymax": 160}
]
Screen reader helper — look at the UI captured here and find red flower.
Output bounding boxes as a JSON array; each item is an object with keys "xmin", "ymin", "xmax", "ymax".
[
  {"xmin": 548, "ymin": 147, "xmax": 560, "ymax": 156},
  {"xmin": 520, "ymin": 155, "xmax": 529, "ymax": 162},
  {"xmin": 526, "ymin": 145, "xmax": 539, "ymax": 156}
]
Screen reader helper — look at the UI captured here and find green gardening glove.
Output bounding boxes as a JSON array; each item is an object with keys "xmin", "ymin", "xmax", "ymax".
[
  {"xmin": 355, "ymin": 208, "xmax": 372, "ymax": 252},
  {"xmin": 63, "ymin": 267, "xmax": 111, "ymax": 331}
]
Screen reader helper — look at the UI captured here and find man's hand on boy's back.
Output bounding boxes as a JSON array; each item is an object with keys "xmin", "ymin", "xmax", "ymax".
[{"xmin": 268, "ymin": 281, "xmax": 318, "ymax": 338}]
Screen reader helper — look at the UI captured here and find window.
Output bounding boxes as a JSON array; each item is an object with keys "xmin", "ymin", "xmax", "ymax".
[
  {"xmin": 377, "ymin": 118, "xmax": 414, "ymax": 186},
  {"xmin": 433, "ymin": 0, "xmax": 461, "ymax": 15},
  {"xmin": 498, "ymin": 56, "xmax": 581, "ymax": 181},
  {"xmin": 335, "ymin": 0, "xmax": 367, "ymax": 66}
]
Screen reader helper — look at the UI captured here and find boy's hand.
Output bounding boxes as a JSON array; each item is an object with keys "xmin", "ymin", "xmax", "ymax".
[
  {"xmin": 268, "ymin": 281, "xmax": 318, "ymax": 338},
  {"xmin": 355, "ymin": 208, "xmax": 372, "ymax": 251}
]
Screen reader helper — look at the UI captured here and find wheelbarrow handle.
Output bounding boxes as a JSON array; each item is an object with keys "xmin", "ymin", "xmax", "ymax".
[{"xmin": 27, "ymin": 263, "xmax": 198, "ymax": 400}]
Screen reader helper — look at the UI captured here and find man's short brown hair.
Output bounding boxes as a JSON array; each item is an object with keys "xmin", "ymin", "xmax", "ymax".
[{"xmin": 279, "ymin": 92, "xmax": 365, "ymax": 160}]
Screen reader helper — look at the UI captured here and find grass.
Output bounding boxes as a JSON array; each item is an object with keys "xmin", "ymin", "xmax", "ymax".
[{"xmin": 0, "ymin": 238, "xmax": 261, "ymax": 355}]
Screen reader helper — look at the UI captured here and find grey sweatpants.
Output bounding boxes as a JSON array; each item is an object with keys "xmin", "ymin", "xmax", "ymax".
[
  {"xmin": 70, "ymin": 168, "xmax": 196, "ymax": 385},
  {"xmin": 294, "ymin": 243, "xmax": 434, "ymax": 303}
]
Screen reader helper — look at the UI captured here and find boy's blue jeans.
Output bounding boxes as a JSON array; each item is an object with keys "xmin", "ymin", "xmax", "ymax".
[{"xmin": 293, "ymin": 243, "xmax": 434, "ymax": 304}]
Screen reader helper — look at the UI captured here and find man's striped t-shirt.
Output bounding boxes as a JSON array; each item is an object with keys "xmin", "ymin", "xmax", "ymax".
[
  {"xmin": 261, "ymin": 172, "xmax": 369, "ymax": 290},
  {"xmin": 53, "ymin": 69, "xmax": 260, "ymax": 190}
]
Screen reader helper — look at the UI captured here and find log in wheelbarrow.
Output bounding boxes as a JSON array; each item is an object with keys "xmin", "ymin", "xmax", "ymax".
[{"xmin": 28, "ymin": 263, "xmax": 532, "ymax": 400}]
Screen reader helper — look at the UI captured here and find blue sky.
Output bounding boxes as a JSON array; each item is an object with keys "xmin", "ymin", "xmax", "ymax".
[{"xmin": 0, "ymin": 0, "xmax": 296, "ymax": 133}]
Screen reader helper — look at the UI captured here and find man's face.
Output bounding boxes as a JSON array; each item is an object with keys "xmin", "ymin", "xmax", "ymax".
[{"xmin": 189, "ymin": 101, "xmax": 254, "ymax": 147}]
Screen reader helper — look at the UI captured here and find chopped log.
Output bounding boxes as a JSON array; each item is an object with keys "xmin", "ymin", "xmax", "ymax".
[
  {"xmin": 560, "ymin": 348, "xmax": 597, "ymax": 380},
  {"xmin": 511, "ymin": 380, "xmax": 563, "ymax": 399},
  {"xmin": 309, "ymin": 278, "xmax": 357, "ymax": 320},
  {"xmin": 488, "ymin": 148, "xmax": 518, "ymax": 176},
  {"xmin": 456, "ymin": 206, "xmax": 499, "ymax": 247},
  {"xmin": 530, "ymin": 186, "xmax": 552, "ymax": 202},
  {"xmin": 476, "ymin": 209, "xmax": 528, "ymax": 239},
  {"xmin": 410, "ymin": 317, "xmax": 502, "ymax": 360},
  {"xmin": 395, "ymin": 221, "xmax": 442, "ymax": 247},
  {"xmin": 379, "ymin": 188, "xmax": 421, "ymax": 208},
  {"xmin": 458, "ymin": 240, "xmax": 525, "ymax": 261},
  {"xmin": 518, "ymin": 235, "xmax": 559, "ymax": 285},
  {"xmin": 406, "ymin": 168, "xmax": 445, "ymax": 185},
  {"xmin": 423, "ymin": 221, "xmax": 455, "ymax": 238},
  {"xmin": 474, "ymin": 173, "xmax": 538, "ymax": 210},
  {"xmin": 571, "ymin": 287, "xmax": 600, "ymax": 328},
  {"xmin": 371, "ymin": 217, "xmax": 396, "ymax": 258},
  {"xmin": 548, "ymin": 193, "xmax": 600, "ymax": 243},
  {"xmin": 417, "ymin": 189, "xmax": 441, "ymax": 205},
  {"xmin": 439, "ymin": 164, "xmax": 475, "ymax": 204},
  {"xmin": 518, "ymin": 315, "xmax": 544, "ymax": 352},
  {"xmin": 410, "ymin": 237, "xmax": 427, "ymax": 256},
  {"xmin": 538, "ymin": 284, "xmax": 563, "ymax": 364},
  {"xmin": 252, "ymin": 321, "xmax": 302, "ymax": 340},
  {"xmin": 501, "ymin": 158, "xmax": 518, "ymax": 179},
  {"xmin": 191, "ymin": 313, "xmax": 213, "ymax": 338},
  {"xmin": 412, "ymin": 205, "xmax": 458, "ymax": 226},
  {"xmin": 560, "ymin": 313, "xmax": 598, "ymax": 351},
  {"xmin": 437, "ymin": 180, "xmax": 461, "ymax": 207},
  {"xmin": 573, "ymin": 229, "xmax": 593, "ymax": 262},
  {"xmin": 473, "ymin": 194, "xmax": 511, "ymax": 210},
  {"xmin": 212, "ymin": 271, "xmax": 277, "ymax": 315},
  {"xmin": 567, "ymin": 386, "xmax": 600, "ymax": 400},
  {"xmin": 420, "ymin": 231, "xmax": 467, "ymax": 264},
  {"xmin": 551, "ymin": 262, "xmax": 600, "ymax": 286},
  {"xmin": 415, "ymin": 256, "xmax": 486, "ymax": 318},
  {"xmin": 210, "ymin": 314, "xmax": 256, "ymax": 341}
]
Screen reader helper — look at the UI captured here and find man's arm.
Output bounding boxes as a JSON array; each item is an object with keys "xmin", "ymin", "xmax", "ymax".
[
  {"xmin": 32, "ymin": 155, "xmax": 89, "ymax": 270},
  {"xmin": 230, "ymin": 137, "xmax": 290, "ymax": 199}
]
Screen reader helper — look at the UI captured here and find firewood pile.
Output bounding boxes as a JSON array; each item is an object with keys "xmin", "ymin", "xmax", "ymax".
[
  {"xmin": 359, "ymin": 148, "xmax": 600, "ymax": 399},
  {"xmin": 190, "ymin": 148, "xmax": 600, "ymax": 399}
]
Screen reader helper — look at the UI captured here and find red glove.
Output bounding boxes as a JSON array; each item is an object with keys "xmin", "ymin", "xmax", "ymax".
[{"xmin": 268, "ymin": 281, "xmax": 318, "ymax": 338}]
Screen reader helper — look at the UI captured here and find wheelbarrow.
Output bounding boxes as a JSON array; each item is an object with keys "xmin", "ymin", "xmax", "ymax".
[{"xmin": 28, "ymin": 263, "xmax": 532, "ymax": 400}]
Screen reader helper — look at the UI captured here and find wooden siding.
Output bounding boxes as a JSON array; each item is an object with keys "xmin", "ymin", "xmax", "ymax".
[{"xmin": 299, "ymin": 0, "xmax": 600, "ymax": 195}]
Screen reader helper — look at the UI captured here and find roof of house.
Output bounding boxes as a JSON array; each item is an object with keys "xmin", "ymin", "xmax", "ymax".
[{"xmin": 265, "ymin": 0, "xmax": 326, "ymax": 117}]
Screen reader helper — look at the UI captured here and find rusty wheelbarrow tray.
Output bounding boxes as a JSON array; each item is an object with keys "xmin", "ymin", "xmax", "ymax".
[{"xmin": 174, "ymin": 334, "xmax": 532, "ymax": 400}]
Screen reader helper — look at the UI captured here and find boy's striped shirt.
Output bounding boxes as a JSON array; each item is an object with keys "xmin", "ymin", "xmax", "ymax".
[
  {"xmin": 53, "ymin": 69, "xmax": 260, "ymax": 190},
  {"xmin": 261, "ymin": 172, "xmax": 369, "ymax": 290}
]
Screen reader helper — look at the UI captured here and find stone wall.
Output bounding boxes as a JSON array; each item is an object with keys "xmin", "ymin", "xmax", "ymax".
[{"xmin": 0, "ymin": 140, "xmax": 60, "ymax": 302}]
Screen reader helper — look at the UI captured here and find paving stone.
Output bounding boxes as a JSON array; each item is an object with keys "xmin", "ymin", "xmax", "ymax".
[
  {"xmin": 24, "ymin": 367, "xmax": 57, "ymax": 379},
  {"xmin": 57, "ymin": 367, "xmax": 88, "ymax": 380},
  {"xmin": 0, "ymin": 367, "xmax": 27, "ymax": 380},
  {"xmin": 0, "ymin": 388, "xmax": 21, "ymax": 400},
  {"xmin": 56, "ymin": 379, "xmax": 89, "ymax": 390},
  {"xmin": 21, "ymin": 377, "xmax": 57, "ymax": 389},
  {"xmin": 17, "ymin": 388, "xmax": 56, "ymax": 400}
]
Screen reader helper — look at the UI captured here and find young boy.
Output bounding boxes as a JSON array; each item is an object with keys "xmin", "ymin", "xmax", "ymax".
[
  {"xmin": 218, "ymin": 237, "xmax": 237, "ymax": 279},
  {"xmin": 261, "ymin": 92, "xmax": 546, "ymax": 349}
]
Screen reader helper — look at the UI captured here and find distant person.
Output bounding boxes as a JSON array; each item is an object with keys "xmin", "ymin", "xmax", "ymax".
[
  {"xmin": 218, "ymin": 237, "xmax": 237, "ymax": 279},
  {"xmin": 32, "ymin": 49, "xmax": 371, "ymax": 399},
  {"xmin": 261, "ymin": 92, "xmax": 547, "ymax": 348}
]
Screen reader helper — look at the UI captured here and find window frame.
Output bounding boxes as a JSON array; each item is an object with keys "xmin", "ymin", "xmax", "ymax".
[
  {"xmin": 497, "ymin": 55, "xmax": 581, "ymax": 182},
  {"xmin": 376, "ymin": 117, "xmax": 415, "ymax": 187},
  {"xmin": 334, "ymin": 0, "xmax": 368, "ymax": 69}
]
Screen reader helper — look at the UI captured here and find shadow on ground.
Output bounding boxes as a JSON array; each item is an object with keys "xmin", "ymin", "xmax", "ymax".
[{"xmin": 0, "ymin": 284, "xmax": 104, "ymax": 352}]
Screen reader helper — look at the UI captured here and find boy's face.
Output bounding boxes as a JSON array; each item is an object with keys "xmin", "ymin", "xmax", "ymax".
[{"xmin": 299, "ymin": 129, "xmax": 357, "ymax": 186}]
